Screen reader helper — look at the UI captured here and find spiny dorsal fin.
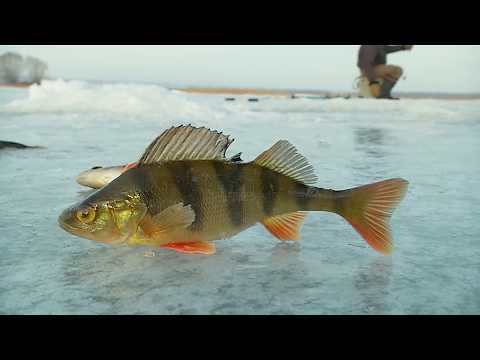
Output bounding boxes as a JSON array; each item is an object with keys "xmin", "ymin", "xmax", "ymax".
[
  {"xmin": 261, "ymin": 212, "xmax": 308, "ymax": 241},
  {"xmin": 138, "ymin": 125, "xmax": 235, "ymax": 165},
  {"xmin": 254, "ymin": 140, "xmax": 318, "ymax": 185}
]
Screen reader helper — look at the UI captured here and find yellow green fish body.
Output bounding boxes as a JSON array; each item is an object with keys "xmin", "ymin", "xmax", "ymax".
[{"xmin": 58, "ymin": 125, "xmax": 409, "ymax": 255}]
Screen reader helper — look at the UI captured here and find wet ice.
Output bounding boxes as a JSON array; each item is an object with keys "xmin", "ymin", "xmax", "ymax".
[{"xmin": 1, "ymin": 81, "xmax": 479, "ymax": 314}]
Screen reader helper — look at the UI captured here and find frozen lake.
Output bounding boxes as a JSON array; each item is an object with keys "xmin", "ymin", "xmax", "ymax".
[{"xmin": 1, "ymin": 80, "xmax": 479, "ymax": 314}]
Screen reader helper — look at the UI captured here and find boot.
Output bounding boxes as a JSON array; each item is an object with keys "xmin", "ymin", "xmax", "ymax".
[{"xmin": 378, "ymin": 79, "xmax": 399, "ymax": 100}]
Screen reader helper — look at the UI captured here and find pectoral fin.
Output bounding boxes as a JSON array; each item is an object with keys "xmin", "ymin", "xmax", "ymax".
[{"xmin": 140, "ymin": 203, "xmax": 196, "ymax": 238}]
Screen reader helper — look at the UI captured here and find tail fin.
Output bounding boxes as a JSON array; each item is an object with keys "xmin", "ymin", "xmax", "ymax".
[{"xmin": 338, "ymin": 178, "xmax": 409, "ymax": 255}]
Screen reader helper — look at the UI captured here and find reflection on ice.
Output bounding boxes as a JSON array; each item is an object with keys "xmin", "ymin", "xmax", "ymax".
[{"xmin": 353, "ymin": 257, "xmax": 393, "ymax": 314}]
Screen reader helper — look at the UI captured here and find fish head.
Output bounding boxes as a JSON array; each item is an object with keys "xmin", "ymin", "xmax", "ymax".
[
  {"xmin": 76, "ymin": 165, "xmax": 125, "ymax": 189},
  {"xmin": 58, "ymin": 191, "xmax": 147, "ymax": 245}
]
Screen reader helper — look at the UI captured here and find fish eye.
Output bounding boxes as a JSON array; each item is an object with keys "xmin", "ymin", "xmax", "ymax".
[{"xmin": 76, "ymin": 207, "xmax": 96, "ymax": 224}]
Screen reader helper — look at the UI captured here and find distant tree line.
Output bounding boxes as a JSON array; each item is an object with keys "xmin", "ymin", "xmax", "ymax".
[{"xmin": 0, "ymin": 52, "xmax": 48, "ymax": 84}]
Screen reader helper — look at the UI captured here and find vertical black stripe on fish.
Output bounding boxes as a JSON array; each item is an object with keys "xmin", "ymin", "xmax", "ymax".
[
  {"xmin": 213, "ymin": 162, "xmax": 244, "ymax": 227},
  {"xmin": 295, "ymin": 182, "xmax": 311, "ymax": 210},
  {"xmin": 165, "ymin": 162, "xmax": 203, "ymax": 231},
  {"xmin": 260, "ymin": 167, "xmax": 279, "ymax": 216}
]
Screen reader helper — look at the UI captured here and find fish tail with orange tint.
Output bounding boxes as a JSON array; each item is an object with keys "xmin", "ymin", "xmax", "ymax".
[{"xmin": 332, "ymin": 178, "xmax": 409, "ymax": 255}]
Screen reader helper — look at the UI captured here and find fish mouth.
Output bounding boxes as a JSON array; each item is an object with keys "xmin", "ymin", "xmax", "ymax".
[
  {"xmin": 76, "ymin": 174, "xmax": 90, "ymax": 187},
  {"xmin": 58, "ymin": 217, "xmax": 81, "ymax": 236},
  {"xmin": 76, "ymin": 172, "xmax": 119, "ymax": 189},
  {"xmin": 76, "ymin": 173, "xmax": 96, "ymax": 188},
  {"xmin": 58, "ymin": 214, "xmax": 128, "ymax": 245},
  {"xmin": 57, "ymin": 210, "xmax": 85, "ymax": 237},
  {"xmin": 58, "ymin": 218, "xmax": 101, "ymax": 242}
]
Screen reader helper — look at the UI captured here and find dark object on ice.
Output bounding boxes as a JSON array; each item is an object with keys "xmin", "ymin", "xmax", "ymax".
[
  {"xmin": 0, "ymin": 140, "xmax": 44, "ymax": 150},
  {"xmin": 248, "ymin": 98, "xmax": 259, "ymax": 102},
  {"xmin": 225, "ymin": 98, "xmax": 236, "ymax": 102},
  {"xmin": 228, "ymin": 152, "xmax": 243, "ymax": 163}
]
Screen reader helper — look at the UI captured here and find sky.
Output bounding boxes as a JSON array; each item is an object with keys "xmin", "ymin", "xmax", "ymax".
[{"xmin": 1, "ymin": 45, "xmax": 479, "ymax": 93}]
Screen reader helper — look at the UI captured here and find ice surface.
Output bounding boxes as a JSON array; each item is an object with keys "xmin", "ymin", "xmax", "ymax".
[{"xmin": 1, "ymin": 80, "xmax": 479, "ymax": 314}]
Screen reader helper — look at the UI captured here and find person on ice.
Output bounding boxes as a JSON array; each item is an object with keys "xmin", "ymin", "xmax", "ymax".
[{"xmin": 357, "ymin": 45, "xmax": 414, "ymax": 99}]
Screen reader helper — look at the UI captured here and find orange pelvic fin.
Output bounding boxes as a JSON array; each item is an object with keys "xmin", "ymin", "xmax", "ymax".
[
  {"xmin": 340, "ymin": 178, "xmax": 409, "ymax": 255},
  {"xmin": 161, "ymin": 241, "xmax": 216, "ymax": 255},
  {"xmin": 261, "ymin": 212, "xmax": 307, "ymax": 241}
]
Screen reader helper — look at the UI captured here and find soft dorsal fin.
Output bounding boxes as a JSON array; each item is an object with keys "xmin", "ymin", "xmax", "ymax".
[
  {"xmin": 138, "ymin": 125, "xmax": 235, "ymax": 165},
  {"xmin": 254, "ymin": 140, "xmax": 318, "ymax": 185},
  {"xmin": 261, "ymin": 212, "xmax": 308, "ymax": 241}
]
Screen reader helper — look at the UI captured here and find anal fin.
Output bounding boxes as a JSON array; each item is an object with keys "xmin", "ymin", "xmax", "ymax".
[
  {"xmin": 161, "ymin": 241, "xmax": 216, "ymax": 255},
  {"xmin": 261, "ymin": 212, "xmax": 307, "ymax": 241}
]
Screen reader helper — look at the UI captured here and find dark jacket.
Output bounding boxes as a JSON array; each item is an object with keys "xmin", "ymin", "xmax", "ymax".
[{"xmin": 358, "ymin": 45, "xmax": 404, "ymax": 82}]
